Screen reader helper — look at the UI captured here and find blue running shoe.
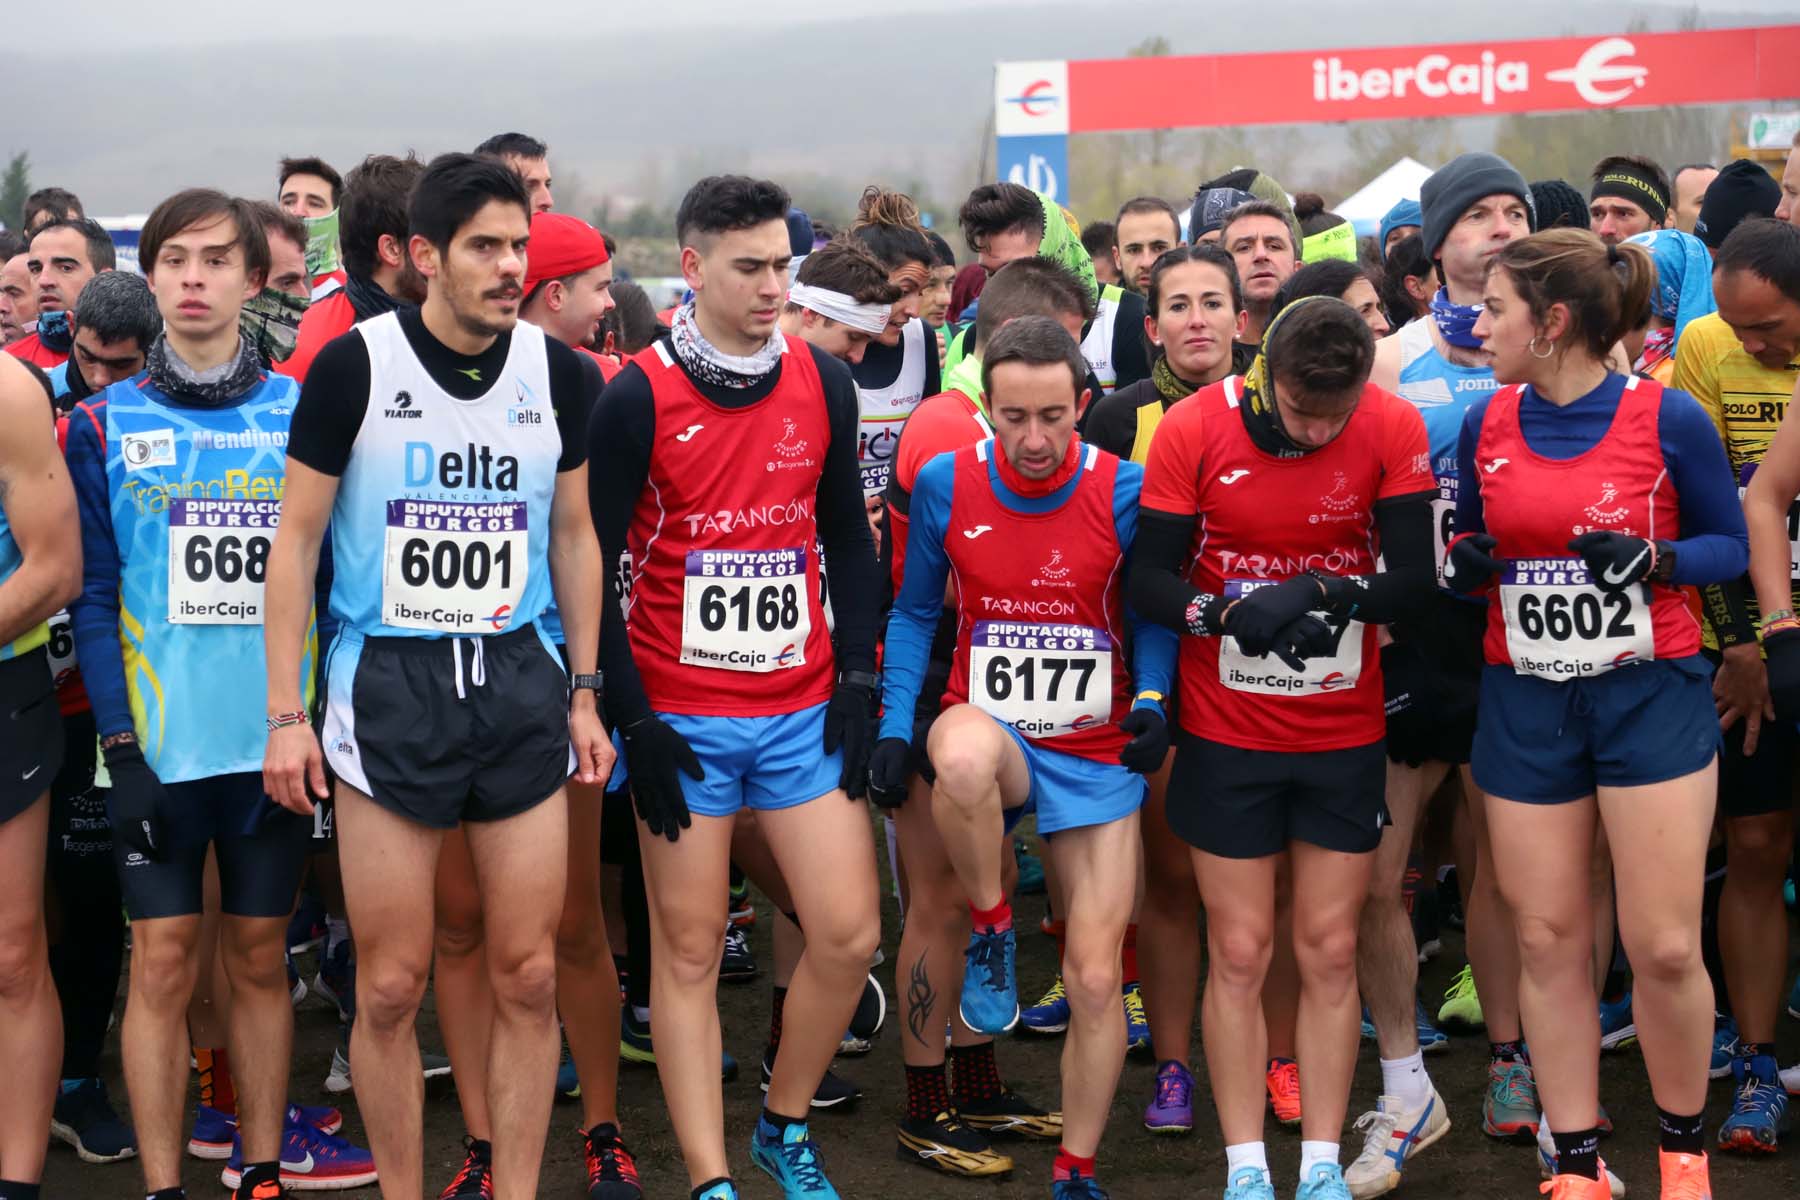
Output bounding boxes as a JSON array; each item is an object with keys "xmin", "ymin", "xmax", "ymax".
[
  {"xmin": 1014, "ymin": 838, "xmax": 1046, "ymax": 895},
  {"xmin": 694, "ymin": 1182, "xmax": 738, "ymax": 1200},
  {"xmin": 1052, "ymin": 1167, "xmax": 1108, "ymax": 1198},
  {"xmin": 1021, "ymin": 977, "xmax": 1070, "ymax": 1035},
  {"xmin": 220, "ymin": 1106, "xmax": 379, "ymax": 1190},
  {"xmin": 1597, "ymin": 993, "xmax": 1636, "ymax": 1051},
  {"xmin": 750, "ymin": 1117, "xmax": 840, "ymax": 1198},
  {"xmin": 50, "ymin": 1077, "xmax": 136, "ymax": 1164},
  {"xmin": 556, "ymin": 1049, "xmax": 581, "ymax": 1100},
  {"xmin": 1710, "ymin": 1014, "xmax": 1739, "ymax": 1079},
  {"xmin": 1224, "ymin": 1166, "xmax": 1276, "ymax": 1200},
  {"xmin": 1294, "ymin": 1161, "xmax": 1352, "ymax": 1200},
  {"xmin": 959, "ymin": 924, "xmax": 1018, "ymax": 1035},
  {"xmin": 1717, "ymin": 1052, "xmax": 1790, "ymax": 1154},
  {"xmin": 1123, "ymin": 983, "xmax": 1150, "ymax": 1055},
  {"xmin": 1416, "ymin": 999, "xmax": 1448, "ymax": 1054},
  {"xmin": 187, "ymin": 1104, "xmax": 236, "ymax": 1160}
]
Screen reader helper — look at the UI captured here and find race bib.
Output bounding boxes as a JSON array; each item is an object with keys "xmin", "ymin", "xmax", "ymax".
[
  {"xmin": 1218, "ymin": 578, "xmax": 1363, "ymax": 696},
  {"xmin": 46, "ymin": 609, "xmax": 76, "ymax": 685},
  {"xmin": 967, "ymin": 620, "xmax": 1113, "ymax": 738},
  {"xmin": 1498, "ymin": 557, "xmax": 1653, "ymax": 680},
  {"xmin": 382, "ymin": 500, "xmax": 527, "ymax": 634},
  {"xmin": 167, "ymin": 498, "xmax": 278, "ymax": 625},
  {"xmin": 680, "ymin": 547, "xmax": 810, "ymax": 672},
  {"xmin": 1431, "ymin": 475, "xmax": 1458, "ymax": 589}
]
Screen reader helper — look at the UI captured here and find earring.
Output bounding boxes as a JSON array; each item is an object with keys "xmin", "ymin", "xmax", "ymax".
[{"xmin": 1528, "ymin": 336, "xmax": 1556, "ymax": 360}]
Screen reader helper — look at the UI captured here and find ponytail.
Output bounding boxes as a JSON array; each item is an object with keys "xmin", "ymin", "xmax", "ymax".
[
  {"xmin": 850, "ymin": 185, "xmax": 933, "ymax": 271},
  {"xmin": 1604, "ymin": 239, "xmax": 1655, "ymax": 350}
]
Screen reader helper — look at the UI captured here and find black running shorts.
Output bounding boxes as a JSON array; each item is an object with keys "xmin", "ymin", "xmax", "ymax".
[
  {"xmin": 0, "ymin": 647, "xmax": 62, "ymax": 824},
  {"xmin": 1166, "ymin": 731, "xmax": 1388, "ymax": 859}
]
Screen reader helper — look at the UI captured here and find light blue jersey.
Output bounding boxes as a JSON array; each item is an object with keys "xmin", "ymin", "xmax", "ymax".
[
  {"xmin": 84, "ymin": 373, "xmax": 314, "ymax": 781},
  {"xmin": 326, "ymin": 312, "xmax": 562, "ymax": 645},
  {"xmin": 1394, "ymin": 318, "xmax": 1498, "ymax": 584},
  {"xmin": 0, "ymin": 467, "xmax": 48, "ymax": 661}
]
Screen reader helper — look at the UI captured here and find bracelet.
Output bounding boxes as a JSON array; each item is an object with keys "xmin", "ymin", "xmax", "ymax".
[
  {"xmin": 266, "ymin": 710, "xmax": 311, "ymax": 732},
  {"xmin": 1759, "ymin": 608, "xmax": 1797, "ymax": 628},
  {"xmin": 99, "ymin": 731, "xmax": 137, "ymax": 751},
  {"xmin": 1760, "ymin": 617, "xmax": 1800, "ymax": 639},
  {"xmin": 1134, "ymin": 690, "xmax": 1166, "ymax": 706}
]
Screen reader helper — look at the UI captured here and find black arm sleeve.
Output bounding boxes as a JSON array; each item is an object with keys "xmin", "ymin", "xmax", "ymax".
[
  {"xmin": 1129, "ymin": 508, "xmax": 1213, "ymax": 634},
  {"xmin": 1110, "ymin": 290, "xmax": 1151, "ymax": 390},
  {"xmin": 586, "ymin": 364, "xmax": 656, "ymax": 727},
  {"xmin": 1700, "ymin": 578, "xmax": 1757, "ymax": 649},
  {"xmin": 287, "ymin": 331, "xmax": 371, "ymax": 477},
  {"xmin": 1319, "ymin": 492, "xmax": 1436, "ymax": 624},
  {"xmin": 547, "ymin": 339, "xmax": 594, "ymax": 472},
  {"xmin": 812, "ymin": 347, "xmax": 879, "ymax": 676}
]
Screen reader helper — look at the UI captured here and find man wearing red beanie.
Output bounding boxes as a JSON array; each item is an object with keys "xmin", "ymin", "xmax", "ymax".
[{"xmin": 521, "ymin": 212, "xmax": 618, "ymax": 378}]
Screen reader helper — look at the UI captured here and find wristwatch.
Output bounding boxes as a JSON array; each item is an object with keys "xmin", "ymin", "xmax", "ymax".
[{"xmin": 570, "ymin": 672, "xmax": 604, "ymax": 693}]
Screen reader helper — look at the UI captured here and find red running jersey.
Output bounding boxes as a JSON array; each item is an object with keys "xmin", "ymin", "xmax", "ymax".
[
  {"xmin": 942, "ymin": 440, "xmax": 1131, "ymax": 763},
  {"xmin": 623, "ymin": 340, "xmax": 835, "ymax": 716},
  {"xmin": 1141, "ymin": 376, "xmax": 1432, "ymax": 752},
  {"xmin": 886, "ymin": 387, "xmax": 991, "ymax": 596},
  {"xmin": 1474, "ymin": 377, "xmax": 1698, "ymax": 678}
]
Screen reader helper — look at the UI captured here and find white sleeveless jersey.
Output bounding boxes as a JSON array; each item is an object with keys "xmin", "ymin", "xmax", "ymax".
[
  {"xmin": 1079, "ymin": 284, "xmax": 1126, "ymax": 394},
  {"xmin": 855, "ymin": 318, "xmax": 930, "ymax": 495}
]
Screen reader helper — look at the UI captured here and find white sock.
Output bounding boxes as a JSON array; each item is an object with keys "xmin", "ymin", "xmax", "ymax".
[
  {"xmin": 1224, "ymin": 1141, "xmax": 1270, "ymax": 1185},
  {"xmin": 1379, "ymin": 1050, "xmax": 1432, "ymax": 1108},
  {"xmin": 1300, "ymin": 1140, "xmax": 1339, "ymax": 1176}
]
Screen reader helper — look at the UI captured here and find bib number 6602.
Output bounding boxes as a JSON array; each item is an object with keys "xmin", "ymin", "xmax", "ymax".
[{"xmin": 1513, "ymin": 590, "xmax": 1634, "ymax": 642}]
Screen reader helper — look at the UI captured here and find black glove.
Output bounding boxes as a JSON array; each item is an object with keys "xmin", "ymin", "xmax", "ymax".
[
  {"xmin": 823, "ymin": 675, "xmax": 879, "ymax": 799},
  {"xmin": 1567, "ymin": 531, "xmax": 1657, "ymax": 593},
  {"xmin": 1765, "ymin": 628, "xmax": 1800, "ymax": 721},
  {"xmin": 1442, "ymin": 532, "xmax": 1501, "ymax": 595},
  {"xmin": 103, "ymin": 741, "xmax": 168, "ymax": 862},
  {"xmin": 1267, "ymin": 614, "xmax": 1338, "ymax": 671},
  {"xmin": 1222, "ymin": 575, "xmax": 1326, "ymax": 657},
  {"xmin": 867, "ymin": 737, "xmax": 914, "ymax": 808},
  {"xmin": 1117, "ymin": 707, "xmax": 1169, "ymax": 774},
  {"xmin": 621, "ymin": 716, "xmax": 700, "ymax": 842}
]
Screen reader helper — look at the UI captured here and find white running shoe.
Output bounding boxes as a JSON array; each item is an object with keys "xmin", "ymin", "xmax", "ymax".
[
  {"xmin": 1344, "ymin": 1088, "xmax": 1451, "ymax": 1198},
  {"xmin": 1536, "ymin": 1120, "xmax": 1627, "ymax": 1197}
]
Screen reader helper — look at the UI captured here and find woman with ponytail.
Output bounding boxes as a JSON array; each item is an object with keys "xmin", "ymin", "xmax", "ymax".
[{"xmin": 1445, "ymin": 228, "xmax": 1747, "ymax": 1200}]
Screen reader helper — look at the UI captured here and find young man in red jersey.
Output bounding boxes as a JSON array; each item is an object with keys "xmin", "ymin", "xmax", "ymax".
[{"xmin": 587, "ymin": 175, "xmax": 882, "ymax": 1200}]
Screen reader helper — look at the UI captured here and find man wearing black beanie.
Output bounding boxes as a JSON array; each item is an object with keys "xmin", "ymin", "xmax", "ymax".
[
  {"xmin": 1696, "ymin": 159, "xmax": 1782, "ymax": 251},
  {"xmin": 1530, "ymin": 180, "xmax": 1591, "ymax": 232},
  {"xmin": 1588, "ymin": 153, "xmax": 1671, "ymax": 245}
]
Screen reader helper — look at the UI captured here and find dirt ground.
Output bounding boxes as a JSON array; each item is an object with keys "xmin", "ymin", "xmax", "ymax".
[{"xmin": 43, "ymin": 827, "xmax": 1800, "ymax": 1199}]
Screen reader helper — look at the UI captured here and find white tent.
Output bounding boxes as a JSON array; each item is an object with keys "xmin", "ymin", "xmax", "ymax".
[{"xmin": 1337, "ymin": 157, "xmax": 1435, "ymax": 237}]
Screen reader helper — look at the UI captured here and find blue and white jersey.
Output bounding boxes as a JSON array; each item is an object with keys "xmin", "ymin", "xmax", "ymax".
[
  {"xmin": 328, "ymin": 312, "xmax": 562, "ymax": 643},
  {"xmin": 71, "ymin": 371, "xmax": 313, "ymax": 781},
  {"xmin": 1394, "ymin": 318, "xmax": 1498, "ymax": 585}
]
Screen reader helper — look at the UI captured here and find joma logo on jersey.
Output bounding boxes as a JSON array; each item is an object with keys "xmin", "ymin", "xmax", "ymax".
[
  {"xmin": 404, "ymin": 442, "xmax": 520, "ymax": 491},
  {"xmin": 384, "ymin": 391, "xmax": 422, "ymax": 420}
]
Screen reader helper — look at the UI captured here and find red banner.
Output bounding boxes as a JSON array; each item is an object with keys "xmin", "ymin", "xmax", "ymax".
[{"xmin": 1067, "ymin": 26, "xmax": 1800, "ymax": 132}]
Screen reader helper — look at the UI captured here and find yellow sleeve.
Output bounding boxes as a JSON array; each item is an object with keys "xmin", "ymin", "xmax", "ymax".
[{"xmin": 1671, "ymin": 317, "xmax": 1726, "ymax": 443}]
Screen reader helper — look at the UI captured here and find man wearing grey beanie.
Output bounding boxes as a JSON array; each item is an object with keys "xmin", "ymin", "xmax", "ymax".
[{"xmin": 1348, "ymin": 150, "xmax": 1539, "ymax": 1198}]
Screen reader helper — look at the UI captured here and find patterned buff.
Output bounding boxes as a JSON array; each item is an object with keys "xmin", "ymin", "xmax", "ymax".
[
  {"xmin": 669, "ymin": 301, "xmax": 785, "ymax": 389},
  {"xmin": 303, "ymin": 209, "xmax": 343, "ymax": 279},
  {"xmin": 239, "ymin": 286, "xmax": 310, "ymax": 368},
  {"xmin": 1237, "ymin": 295, "xmax": 1337, "ymax": 458},
  {"xmin": 36, "ymin": 308, "xmax": 74, "ymax": 353},
  {"xmin": 1429, "ymin": 287, "xmax": 1485, "ymax": 350},
  {"xmin": 1151, "ymin": 355, "xmax": 1200, "ymax": 405},
  {"xmin": 145, "ymin": 333, "xmax": 265, "ymax": 408},
  {"xmin": 1033, "ymin": 191, "xmax": 1099, "ymax": 308}
]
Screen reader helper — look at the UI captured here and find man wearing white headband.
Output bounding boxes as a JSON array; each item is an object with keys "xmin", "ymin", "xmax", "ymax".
[{"xmin": 778, "ymin": 238, "xmax": 899, "ymax": 367}]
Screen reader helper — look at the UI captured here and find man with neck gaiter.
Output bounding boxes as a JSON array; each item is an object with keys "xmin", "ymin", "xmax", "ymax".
[
  {"xmin": 276, "ymin": 154, "xmax": 426, "ymax": 383},
  {"xmin": 1368, "ymin": 149, "xmax": 1548, "ymax": 1179},
  {"xmin": 8, "ymin": 218, "xmax": 116, "ymax": 369},
  {"xmin": 65, "ymin": 190, "xmax": 373, "ymax": 1199}
]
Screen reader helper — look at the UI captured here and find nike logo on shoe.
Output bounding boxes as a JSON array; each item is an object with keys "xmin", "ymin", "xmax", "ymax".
[
  {"xmin": 962, "ymin": 525, "xmax": 993, "ymax": 539},
  {"xmin": 21, "ymin": 764, "xmax": 39, "ymax": 780},
  {"xmin": 676, "ymin": 424, "xmax": 704, "ymax": 442},
  {"xmin": 280, "ymin": 1151, "xmax": 314, "ymax": 1172},
  {"xmin": 1218, "ymin": 470, "xmax": 1250, "ymax": 484}
]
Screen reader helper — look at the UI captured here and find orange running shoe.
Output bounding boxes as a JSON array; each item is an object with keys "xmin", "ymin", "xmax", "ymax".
[
  {"xmin": 1537, "ymin": 1172, "xmax": 1612, "ymax": 1199},
  {"xmin": 1658, "ymin": 1150, "xmax": 1712, "ymax": 1199},
  {"xmin": 1266, "ymin": 1057, "xmax": 1301, "ymax": 1127}
]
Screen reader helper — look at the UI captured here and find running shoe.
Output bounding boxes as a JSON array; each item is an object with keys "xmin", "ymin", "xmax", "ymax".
[
  {"xmin": 583, "ymin": 1122, "xmax": 643, "ymax": 1200},
  {"xmin": 1295, "ymin": 1160, "xmax": 1353, "ymax": 1200},
  {"xmin": 188, "ymin": 1104, "xmax": 238, "ymax": 1160},
  {"xmin": 1535, "ymin": 1122, "xmax": 1625, "ymax": 1197},
  {"xmin": 959, "ymin": 923, "xmax": 1019, "ymax": 1035},
  {"xmin": 1536, "ymin": 1173, "xmax": 1617, "ymax": 1200},
  {"xmin": 50, "ymin": 1078, "xmax": 136, "ymax": 1163},
  {"xmin": 1343, "ymin": 1088, "xmax": 1450, "ymax": 1199},
  {"xmin": 620, "ymin": 1005, "xmax": 737, "ymax": 1080},
  {"xmin": 1782, "ymin": 1063, "xmax": 1800, "ymax": 1096},
  {"xmin": 1052, "ymin": 1166, "xmax": 1108, "ymax": 1198},
  {"xmin": 1020, "ymin": 976, "xmax": 1070, "ymax": 1035},
  {"xmin": 957, "ymin": 1090, "xmax": 1062, "ymax": 1139},
  {"xmin": 1361, "ymin": 1008, "xmax": 1376, "ymax": 1041},
  {"xmin": 324, "ymin": 1028, "xmax": 451, "ymax": 1094},
  {"xmin": 839, "ymin": 972, "xmax": 885, "ymax": 1055},
  {"xmin": 1708, "ymin": 1016, "xmax": 1739, "ymax": 1080},
  {"xmin": 438, "ymin": 1136, "xmax": 493, "ymax": 1200},
  {"xmin": 1015, "ymin": 838, "xmax": 1046, "ymax": 895},
  {"xmin": 1436, "ymin": 964, "xmax": 1483, "ymax": 1031},
  {"xmin": 288, "ymin": 949, "xmax": 309, "ymax": 1006},
  {"xmin": 1143, "ymin": 1060, "xmax": 1195, "ymax": 1135},
  {"xmin": 1416, "ymin": 1000, "xmax": 1449, "ymax": 1054},
  {"xmin": 729, "ymin": 877, "xmax": 756, "ymax": 928},
  {"xmin": 1266, "ymin": 1058, "xmax": 1301, "ymax": 1128},
  {"xmin": 1482, "ymin": 1058, "xmax": 1539, "ymax": 1140},
  {"xmin": 557, "ymin": 1047, "xmax": 581, "ymax": 1100},
  {"xmin": 760, "ymin": 1051, "xmax": 862, "ymax": 1109},
  {"xmin": 221, "ymin": 1106, "xmax": 379, "ymax": 1191},
  {"xmin": 1123, "ymin": 982, "xmax": 1151, "ymax": 1055},
  {"xmin": 1224, "ymin": 1166, "xmax": 1277, "ymax": 1200},
  {"xmin": 1656, "ymin": 1149, "xmax": 1711, "ymax": 1200},
  {"xmin": 1717, "ymin": 1053, "xmax": 1789, "ymax": 1153},
  {"xmin": 721, "ymin": 923, "xmax": 757, "ymax": 982},
  {"xmin": 1597, "ymin": 994, "xmax": 1637, "ymax": 1052},
  {"xmin": 896, "ymin": 1110, "xmax": 1013, "ymax": 1177},
  {"xmin": 313, "ymin": 938, "xmax": 356, "ymax": 1022},
  {"xmin": 288, "ymin": 893, "xmax": 327, "ymax": 954},
  {"xmin": 693, "ymin": 1184, "xmax": 738, "ymax": 1200},
  {"xmin": 750, "ymin": 1117, "xmax": 840, "ymax": 1198}
]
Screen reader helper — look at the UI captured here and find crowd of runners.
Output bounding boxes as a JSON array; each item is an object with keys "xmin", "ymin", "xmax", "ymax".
[{"xmin": 0, "ymin": 123, "xmax": 1797, "ymax": 1200}]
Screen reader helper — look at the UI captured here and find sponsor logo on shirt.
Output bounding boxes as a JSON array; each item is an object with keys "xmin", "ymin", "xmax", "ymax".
[
  {"xmin": 769, "ymin": 418, "xmax": 816, "ymax": 472},
  {"xmin": 1216, "ymin": 547, "xmax": 1366, "ymax": 578},
  {"xmin": 384, "ymin": 390, "xmax": 422, "ymax": 420},
  {"xmin": 682, "ymin": 498, "xmax": 812, "ymax": 537},
  {"xmin": 1031, "ymin": 548, "xmax": 1075, "ymax": 589},
  {"xmin": 121, "ymin": 429, "xmax": 177, "ymax": 470},
  {"xmin": 1581, "ymin": 481, "xmax": 1629, "ymax": 525}
]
